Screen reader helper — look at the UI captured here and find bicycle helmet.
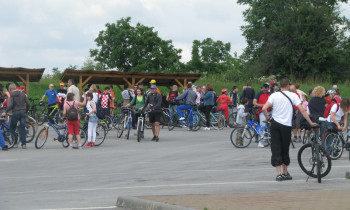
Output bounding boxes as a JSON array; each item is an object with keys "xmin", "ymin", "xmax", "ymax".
[
  {"xmin": 221, "ymin": 88, "xmax": 228, "ymax": 93},
  {"xmin": 326, "ymin": 90, "xmax": 336, "ymax": 95}
]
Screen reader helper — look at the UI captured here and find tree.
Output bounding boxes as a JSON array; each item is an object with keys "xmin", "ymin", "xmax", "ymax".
[
  {"xmin": 81, "ymin": 57, "xmax": 105, "ymax": 71},
  {"xmin": 238, "ymin": 0, "xmax": 350, "ymax": 81},
  {"xmin": 90, "ymin": 17, "xmax": 182, "ymax": 72},
  {"xmin": 187, "ymin": 38, "xmax": 233, "ymax": 74}
]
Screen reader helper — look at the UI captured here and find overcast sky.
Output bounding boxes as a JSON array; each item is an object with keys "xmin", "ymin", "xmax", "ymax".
[{"xmin": 1, "ymin": 0, "xmax": 349, "ymax": 74}]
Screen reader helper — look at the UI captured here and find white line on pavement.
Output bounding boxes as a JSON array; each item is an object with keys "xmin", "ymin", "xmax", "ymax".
[
  {"xmin": 36, "ymin": 206, "xmax": 116, "ymax": 210},
  {"xmin": 6, "ymin": 178, "xmax": 346, "ymax": 194}
]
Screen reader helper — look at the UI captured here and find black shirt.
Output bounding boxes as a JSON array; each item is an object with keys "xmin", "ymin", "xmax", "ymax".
[{"xmin": 308, "ymin": 97, "xmax": 326, "ymax": 118}]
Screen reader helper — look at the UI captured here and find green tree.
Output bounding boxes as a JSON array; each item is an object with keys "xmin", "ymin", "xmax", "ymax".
[
  {"xmin": 90, "ymin": 17, "xmax": 182, "ymax": 72},
  {"xmin": 52, "ymin": 67, "xmax": 62, "ymax": 79},
  {"xmin": 81, "ymin": 57, "xmax": 105, "ymax": 71},
  {"xmin": 187, "ymin": 38, "xmax": 233, "ymax": 74},
  {"xmin": 238, "ymin": 0, "xmax": 350, "ymax": 81}
]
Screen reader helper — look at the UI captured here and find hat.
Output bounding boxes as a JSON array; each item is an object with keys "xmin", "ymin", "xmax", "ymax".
[
  {"xmin": 221, "ymin": 88, "xmax": 228, "ymax": 93},
  {"xmin": 270, "ymin": 81, "xmax": 275, "ymax": 85},
  {"xmin": 60, "ymin": 82, "xmax": 64, "ymax": 86},
  {"xmin": 332, "ymin": 85, "xmax": 337, "ymax": 89},
  {"xmin": 17, "ymin": 87, "xmax": 23, "ymax": 91},
  {"xmin": 151, "ymin": 85, "xmax": 157, "ymax": 89},
  {"xmin": 150, "ymin": 79, "xmax": 156, "ymax": 84},
  {"xmin": 138, "ymin": 82, "xmax": 144, "ymax": 86}
]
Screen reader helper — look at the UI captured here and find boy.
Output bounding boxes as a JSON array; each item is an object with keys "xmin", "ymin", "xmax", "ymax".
[{"xmin": 235, "ymin": 97, "xmax": 249, "ymax": 146}]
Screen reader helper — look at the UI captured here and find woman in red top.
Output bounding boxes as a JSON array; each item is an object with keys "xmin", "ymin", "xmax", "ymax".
[{"xmin": 216, "ymin": 89, "xmax": 232, "ymax": 121}]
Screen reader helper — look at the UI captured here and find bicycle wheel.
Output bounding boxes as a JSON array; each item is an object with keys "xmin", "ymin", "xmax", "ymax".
[
  {"xmin": 64, "ymin": 129, "xmax": 87, "ymax": 148},
  {"xmin": 25, "ymin": 122, "xmax": 36, "ymax": 143},
  {"xmin": 94, "ymin": 124, "xmax": 106, "ymax": 146},
  {"xmin": 324, "ymin": 133, "xmax": 344, "ymax": 160},
  {"xmin": 188, "ymin": 114, "xmax": 200, "ymax": 131},
  {"xmin": 263, "ymin": 127, "xmax": 271, "ymax": 146},
  {"xmin": 112, "ymin": 113, "xmax": 123, "ymax": 129},
  {"xmin": 298, "ymin": 143, "xmax": 331, "ymax": 178},
  {"xmin": 168, "ymin": 114, "xmax": 177, "ymax": 131},
  {"xmin": 137, "ymin": 121, "xmax": 142, "ymax": 142},
  {"xmin": 3, "ymin": 130, "xmax": 16, "ymax": 148},
  {"xmin": 116, "ymin": 119, "xmax": 124, "ymax": 138},
  {"xmin": 230, "ymin": 127, "xmax": 252, "ymax": 148},
  {"xmin": 35, "ymin": 127, "xmax": 49, "ymax": 149},
  {"xmin": 228, "ymin": 112, "xmax": 237, "ymax": 128},
  {"xmin": 211, "ymin": 113, "xmax": 226, "ymax": 130},
  {"xmin": 104, "ymin": 115, "xmax": 113, "ymax": 131}
]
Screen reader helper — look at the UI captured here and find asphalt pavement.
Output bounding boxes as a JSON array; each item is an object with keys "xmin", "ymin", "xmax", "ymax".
[{"xmin": 1, "ymin": 126, "xmax": 349, "ymax": 210}]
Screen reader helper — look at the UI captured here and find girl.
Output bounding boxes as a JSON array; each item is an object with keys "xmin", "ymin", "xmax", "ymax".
[
  {"xmin": 85, "ymin": 92, "xmax": 98, "ymax": 147},
  {"xmin": 216, "ymin": 89, "xmax": 232, "ymax": 122},
  {"xmin": 63, "ymin": 92, "xmax": 86, "ymax": 149},
  {"xmin": 201, "ymin": 84, "xmax": 214, "ymax": 130},
  {"xmin": 123, "ymin": 88, "xmax": 146, "ymax": 129}
]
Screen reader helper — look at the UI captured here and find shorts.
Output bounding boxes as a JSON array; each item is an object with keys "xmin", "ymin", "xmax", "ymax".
[
  {"xmin": 149, "ymin": 111, "xmax": 161, "ymax": 123},
  {"xmin": 292, "ymin": 110, "xmax": 302, "ymax": 129},
  {"xmin": 67, "ymin": 120, "xmax": 80, "ymax": 135}
]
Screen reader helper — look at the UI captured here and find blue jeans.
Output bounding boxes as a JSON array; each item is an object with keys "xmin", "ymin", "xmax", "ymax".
[
  {"xmin": 10, "ymin": 112, "xmax": 26, "ymax": 146},
  {"xmin": 169, "ymin": 105, "xmax": 177, "ymax": 122},
  {"xmin": 176, "ymin": 105, "xmax": 192, "ymax": 119},
  {"xmin": 0, "ymin": 131, "xmax": 6, "ymax": 148}
]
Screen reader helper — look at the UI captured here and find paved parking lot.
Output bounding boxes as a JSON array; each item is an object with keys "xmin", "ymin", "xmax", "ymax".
[{"xmin": 1, "ymin": 126, "xmax": 350, "ymax": 210}]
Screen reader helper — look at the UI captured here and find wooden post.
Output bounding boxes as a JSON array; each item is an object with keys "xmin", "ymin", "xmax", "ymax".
[
  {"xmin": 123, "ymin": 77, "xmax": 132, "ymax": 87},
  {"xmin": 117, "ymin": 85, "xmax": 123, "ymax": 91},
  {"xmin": 79, "ymin": 75, "xmax": 83, "ymax": 100},
  {"xmin": 26, "ymin": 73, "xmax": 30, "ymax": 97},
  {"xmin": 184, "ymin": 79, "xmax": 187, "ymax": 89},
  {"xmin": 81, "ymin": 76, "xmax": 92, "ymax": 88},
  {"xmin": 132, "ymin": 77, "xmax": 135, "ymax": 87},
  {"xmin": 136, "ymin": 78, "xmax": 145, "ymax": 85},
  {"xmin": 174, "ymin": 79, "xmax": 184, "ymax": 89}
]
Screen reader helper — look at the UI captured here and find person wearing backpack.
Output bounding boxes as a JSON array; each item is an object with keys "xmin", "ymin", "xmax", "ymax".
[
  {"xmin": 121, "ymin": 84, "xmax": 135, "ymax": 106},
  {"xmin": 308, "ymin": 86, "xmax": 327, "ymax": 139},
  {"xmin": 63, "ymin": 92, "xmax": 86, "ymax": 149},
  {"xmin": 85, "ymin": 92, "xmax": 98, "ymax": 147},
  {"xmin": 123, "ymin": 88, "xmax": 146, "ymax": 129}
]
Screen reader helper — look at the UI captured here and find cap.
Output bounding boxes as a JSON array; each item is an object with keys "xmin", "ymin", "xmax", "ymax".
[
  {"xmin": 20, "ymin": 85, "xmax": 25, "ymax": 89},
  {"xmin": 138, "ymin": 82, "xmax": 144, "ymax": 86},
  {"xmin": 151, "ymin": 85, "xmax": 157, "ymax": 89},
  {"xmin": 333, "ymin": 85, "xmax": 337, "ymax": 89},
  {"xmin": 221, "ymin": 88, "xmax": 228, "ymax": 93},
  {"xmin": 150, "ymin": 79, "xmax": 156, "ymax": 84},
  {"xmin": 270, "ymin": 81, "xmax": 275, "ymax": 85},
  {"xmin": 17, "ymin": 87, "xmax": 23, "ymax": 91},
  {"xmin": 60, "ymin": 82, "xmax": 64, "ymax": 86}
]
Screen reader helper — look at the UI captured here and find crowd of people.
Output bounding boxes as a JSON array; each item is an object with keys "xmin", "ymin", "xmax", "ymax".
[{"xmin": 0, "ymin": 77, "xmax": 349, "ymax": 182}]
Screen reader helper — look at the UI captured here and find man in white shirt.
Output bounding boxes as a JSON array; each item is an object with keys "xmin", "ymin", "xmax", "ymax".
[
  {"xmin": 262, "ymin": 78, "xmax": 315, "ymax": 182},
  {"xmin": 67, "ymin": 79, "xmax": 80, "ymax": 102}
]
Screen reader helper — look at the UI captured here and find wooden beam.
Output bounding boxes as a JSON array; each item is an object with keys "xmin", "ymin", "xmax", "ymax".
[
  {"xmin": 17, "ymin": 75, "xmax": 26, "ymax": 84},
  {"xmin": 131, "ymin": 77, "xmax": 135, "ymax": 87},
  {"xmin": 136, "ymin": 78, "xmax": 145, "ymax": 85},
  {"xmin": 117, "ymin": 85, "xmax": 123, "ymax": 91},
  {"xmin": 26, "ymin": 73, "xmax": 30, "ymax": 97},
  {"xmin": 174, "ymin": 79, "xmax": 184, "ymax": 89},
  {"xmin": 184, "ymin": 79, "xmax": 187, "ymax": 89},
  {"xmin": 81, "ymin": 76, "xmax": 92, "ymax": 88},
  {"xmin": 123, "ymin": 77, "xmax": 132, "ymax": 87},
  {"xmin": 79, "ymin": 75, "xmax": 83, "ymax": 101}
]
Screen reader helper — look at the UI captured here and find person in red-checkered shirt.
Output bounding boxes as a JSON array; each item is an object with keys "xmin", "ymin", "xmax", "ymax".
[{"xmin": 100, "ymin": 87, "xmax": 112, "ymax": 118}]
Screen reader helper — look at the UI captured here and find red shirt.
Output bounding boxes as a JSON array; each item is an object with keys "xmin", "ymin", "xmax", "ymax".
[{"xmin": 216, "ymin": 94, "xmax": 232, "ymax": 107}]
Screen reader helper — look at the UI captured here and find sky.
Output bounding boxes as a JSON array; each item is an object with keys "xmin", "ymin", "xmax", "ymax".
[{"xmin": 0, "ymin": 0, "xmax": 350, "ymax": 74}]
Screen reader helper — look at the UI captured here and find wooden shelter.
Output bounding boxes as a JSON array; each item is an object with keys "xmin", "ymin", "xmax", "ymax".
[
  {"xmin": 60, "ymin": 69, "xmax": 202, "ymax": 95},
  {"xmin": 0, "ymin": 67, "xmax": 45, "ymax": 97}
]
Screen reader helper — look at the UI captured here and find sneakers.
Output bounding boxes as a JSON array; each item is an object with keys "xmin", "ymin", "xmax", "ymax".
[
  {"xmin": 276, "ymin": 174, "xmax": 283, "ymax": 182},
  {"xmin": 2, "ymin": 145, "xmax": 8, "ymax": 151},
  {"xmin": 68, "ymin": 146, "xmax": 73, "ymax": 149},
  {"xmin": 85, "ymin": 142, "xmax": 92, "ymax": 147},
  {"xmin": 78, "ymin": 146, "xmax": 83, "ymax": 149},
  {"xmin": 22, "ymin": 145, "xmax": 26, "ymax": 149},
  {"xmin": 179, "ymin": 117, "xmax": 185, "ymax": 121},
  {"xmin": 155, "ymin": 136, "xmax": 159, "ymax": 142},
  {"xmin": 151, "ymin": 136, "xmax": 157, "ymax": 141},
  {"xmin": 293, "ymin": 137, "xmax": 301, "ymax": 143},
  {"xmin": 258, "ymin": 141, "xmax": 265, "ymax": 148},
  {"xmin": 92, "ymin": 142, "xmax": 95, "ymax": 147},
  {"xmin": 282, "ymin": 172, "xmax": 293, "ymax": 180},
  {"xmin": 203, "ymin": 127, "xmax": 210, "ymax": 131},
  {"xmin": 181, "ymin": 124, "xmax": 187, "ymax": 128}
]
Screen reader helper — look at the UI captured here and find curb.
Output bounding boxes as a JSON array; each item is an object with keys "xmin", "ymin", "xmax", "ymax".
[{"xmin": 116, "ymin": 196, "xmax": 196, "ymax": 210}]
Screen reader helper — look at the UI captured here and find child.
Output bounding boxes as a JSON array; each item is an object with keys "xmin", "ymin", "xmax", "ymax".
[
  {"xmin": 216, "ymin": 89, "xmax": 233, "ymax": 122},
  {"xmin": 85, "ymin": 92, "xmax": 98, "ymax": 147},
  {"xmin": 235, "ymin": 97, "xmax": 249, "ymax": 146}
]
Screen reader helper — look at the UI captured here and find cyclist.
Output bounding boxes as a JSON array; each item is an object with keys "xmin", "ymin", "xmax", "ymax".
[
  {"xmin": 40, "ymin": 84, "xmax": 58, "ymax": 122},
  {"xmin": 308, "ymin": 86, "xmax": 327, "ymax": 139},
  {"xmin": 216, "ymin": 89, "xmax": 232, "ymax": 122},
  {"xmin": 166, "ymin": 85, "xmax": 179, "ymax": 123},
  {"xmin": 124, "ymin": 88, "xmax": 146, "ymax": 129},
  {"xmin": 85, "ymin": 92, "xmax": 98, "ymax": 147},
  {"xmin": 253, "ymin": 83, "xmax": 271, "ymax": 148},
  {"xmin": 142, "ymin": 85, "xmax": 162, "ymax": 141},
  {"xmin": 174, "ymin": 83, "xmax": 197, "ymax": 124},
  {"xmin": 262, "ymin": 78, "xmax": 316, "ymax": 182},
  {"xmin": 149, "ymin": 79, "xmax": 161, "ymax": 94}
]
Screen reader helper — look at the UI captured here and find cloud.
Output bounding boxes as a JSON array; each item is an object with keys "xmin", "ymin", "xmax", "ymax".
[{"xmin": 0, "ymin": 0, "xmax": 349, "ymax": 74}]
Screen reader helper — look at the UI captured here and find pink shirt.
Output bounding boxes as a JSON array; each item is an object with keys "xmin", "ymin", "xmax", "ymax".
[
  {"xmin": 302, "ymin": 101, "xmax": 308, "ymax": 110},
  {"xmin": 64, "ymin": 101, "xmax": 80, "ymax": 120}
]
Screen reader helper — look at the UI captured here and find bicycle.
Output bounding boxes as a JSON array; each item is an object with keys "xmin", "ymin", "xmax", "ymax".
[
  {"xmin": 227, "ymin": 106, "xmax": 238, "ymax": 128},
  {"xmin": 28, "ymin": 98, "xmax": 45, "ymax": 125},
  {"xmin": 230, "ymin": 120, "xmax": 271, "ymax": 148},
  {"xmin": 39, "ymin": 103, "xmax": 65, "ymax": 126},
  {"xmin": 116, "ymin": 108, "xmax": 133, "ymax": 139},
  {"xmin": 81, "ymin": 120, "xmax": 107, "ymax": 146},
  {"xmin": 323, "ymin": 125, "xmax": 350, "ymax": 160},
  {"xmin": 136, "ymin": 111, "xmax": 146, "ymax": 142},
  {"xmin": 168, "ymin": 106, "xmax": 200, "ymax": 131},
  {"xmin": 0, "ymin": 114, "xmax": 35, "ymax": 146},
  {"xmin": 197, "ymin": 106, "xmax": 226, "ymax": 130},
  {"xmin": 35, "ymin": 121, "xmax": 87, "ymax": 149},
  {"xmin": 0, "ymin": 117, "xmax": 16, "ymax": 148},
  {"xmin": 298, "ymin": 124, "xmax": 332, "ymax": 183}
]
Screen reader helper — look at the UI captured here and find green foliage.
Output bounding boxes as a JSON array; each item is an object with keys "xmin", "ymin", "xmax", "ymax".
[
  {"xmin": 81, "ymin": 57, "xmax": 105, "ymax": 71},
  {"xmin": 187, "ymin": 38, "xmax": 234, "ymax": 74},
  {"xmin": 90, "ymin": 17, "xmax": 182, "ymax": 72},
  {"xmin": 238, "ymin": 0, "xmax": 350, "ymax": 81}
]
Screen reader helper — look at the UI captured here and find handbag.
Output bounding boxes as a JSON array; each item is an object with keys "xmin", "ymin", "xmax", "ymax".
[{"xmin": 279, "ymin": 91, "xmax": 297, "ymax": 120}]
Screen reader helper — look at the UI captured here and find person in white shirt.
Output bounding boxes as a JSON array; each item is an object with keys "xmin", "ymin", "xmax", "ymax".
[
  {"xmin": 262, "ymin": 78, "xmax": 315, "ymax": 182},
  {"xmin": 67, "ymin": 79, "xmax": 80, "ymax": 102}
]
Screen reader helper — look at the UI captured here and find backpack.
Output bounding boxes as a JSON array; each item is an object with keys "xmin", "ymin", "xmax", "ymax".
[
  {"xmin": 66, "ymin": 101, "xmax": 79, "ymax": 121},
  {"xmin": 96, "ymin": 94, "xmax": 109, "ymax": 119},
  {"xmin": 323, "ymin": 102, "xmax": 339, "ymax": 118}
]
